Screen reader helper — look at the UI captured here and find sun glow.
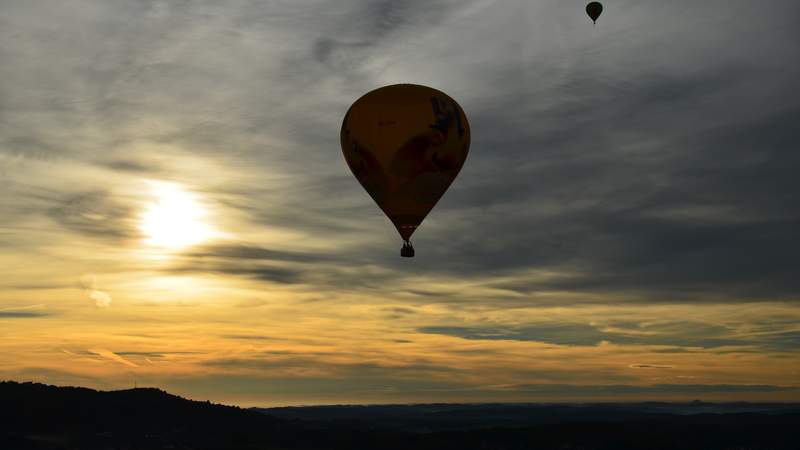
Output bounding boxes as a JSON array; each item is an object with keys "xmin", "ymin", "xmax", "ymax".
[{"xmin": 139, "ymin": 181, "xmax": 213, "ymax": 249}]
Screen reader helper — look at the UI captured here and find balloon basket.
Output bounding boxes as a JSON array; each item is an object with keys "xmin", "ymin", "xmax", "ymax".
[{"xmin": 401, "ymin": 241, "xmax": 415, "ymax": 258}]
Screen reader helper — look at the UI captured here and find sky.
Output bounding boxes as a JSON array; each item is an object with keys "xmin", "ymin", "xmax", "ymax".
[{"xmin": 1, "ymin": 0, "xmax": 799, "ymax": 407}]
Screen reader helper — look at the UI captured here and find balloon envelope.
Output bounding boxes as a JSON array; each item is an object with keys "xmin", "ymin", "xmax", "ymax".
[
  {"xmin": 341, "ymin": 84, "xmax": 470, "ymax": 241},
  {"xmin": 586, "ymin": 1, "xmax": 603, "ymax": 23}
]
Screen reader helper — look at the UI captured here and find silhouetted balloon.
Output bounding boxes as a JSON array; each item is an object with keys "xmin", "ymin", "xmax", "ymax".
[
  {"xmin": 586, "ymin": 1, "xmax": 603, "ymax": 24},
  {"xmin": 341, "ymin": 84, "xmax": 470, "ymax": 257}
]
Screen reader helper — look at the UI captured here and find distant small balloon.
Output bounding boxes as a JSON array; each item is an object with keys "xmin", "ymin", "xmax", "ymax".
[
  {"xmin": 340, "ymin": 84, "xmax": 470, "ymax": 257},
  {"xmin": 586, "ymin": 1, "xmax": 603, "ymax": 24}
]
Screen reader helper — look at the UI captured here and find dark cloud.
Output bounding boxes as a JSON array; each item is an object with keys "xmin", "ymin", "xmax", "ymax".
[
  {"xmin": 355, "ymin": 0, "xmax": 453, "ymax": 38},
  {"xmin": 312, "ymin": 38, "xmax": 371, "ymax": 66},
  {"xmin": 102, "ymin": 159, "xmax": 161, "ymax": 174},
  {"xmin": 418, "ymin": 322, "xmax": 749, "ymax": 349},
  {"xmin": 405, "ymin": 290, "xmax": 455, "ymax": 299},
  {"xmin": 1, "ymin": 135, "xmax": 62, "ymax": 160},
  {"xmin": 383, "ymin": 307, "xmax": 417, "ymax": 315},
  {"xmin": 114, "ymin": 351, "xmax": 199, "ymax": 358},
  {"xmin": 189, "ymin": 244, "xmax": 335, "ymax": 264},
  {"xmin": 221, "ymin": 334, "xmax": 278, "ymax": 341},
  {"xmin": 2, "ymin": 282, "xmax": 69, "ymax": 290},
  {"xmin": 203, "ymin": 356, "xmax": 459, "ymax": 380},
  {"xmin": 47, "ymin": 191, "xmax": 136, "ymax": 241},
  {"xmin": 753, "ymin": 331, "xmax": 800, "ymax": 353},
  {"xmin": 0, "ymin": 310, "xmax": 51, "ymax": 318},
  {"xmin": 171, "ymin": 262, "xmax": 303, "ymax": 284},
  {"xmin": 507, "ymin": 384, "xmax": 799, "ymax": 395},
  {"xmin": 173, "ymin": 244, "xmax": 407, "ymax": 290},
  {"xmin": 169, "ymin": 244, "xmax": 329, "ymax": 284},
  {"xmin": 311, "ymin": 0, "xmax": 462, "ymax": 66},
  {"xmin": 652, "ymin": 348, "xmax": 699, "ymax": 354},
  {"xmin": 219, "ymin": 177, "xmax": 388, "ymax": 240},
  {"xmin": 629, "ymin": 364, "xmax": 674, "ymax": 369},
  {"xmin": 420, "ymin": 324, "xmax": 607, "ymax": 346},
  {"xmin": 212, "ymin": 267, "xmax": 303, "ymax": 284},
  {"xmin": 387, "ymin": 67, "xmax": 800, "ymax": 303}
]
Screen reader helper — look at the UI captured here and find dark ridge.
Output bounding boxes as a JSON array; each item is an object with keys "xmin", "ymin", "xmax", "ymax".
[
  {"xmin": 0, "ymin": 381, "xmax": 280, "ymax": 429},
  {"xmin": 254, "ymin": 401, "xmax": 800, "ymax": 433},
  {"xmin": 0, "ymin": 381, "xmax": 288, "ymax": 450},
  {"xmin": 3, "ymin": 381, "xmax": 800, "ymax": 450}
]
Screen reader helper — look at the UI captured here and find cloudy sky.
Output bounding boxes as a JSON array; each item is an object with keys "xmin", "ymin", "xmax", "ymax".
[{"xmin": 1, "ymin": 0, "xmax": 799, "ymax": 406}]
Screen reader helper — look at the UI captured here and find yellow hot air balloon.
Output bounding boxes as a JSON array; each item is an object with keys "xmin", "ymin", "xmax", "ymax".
[{"xmin": 341, "ymin": 84, "xmax": 471, "ymax": 257}]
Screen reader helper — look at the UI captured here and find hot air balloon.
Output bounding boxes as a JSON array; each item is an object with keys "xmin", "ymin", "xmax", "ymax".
[
  {"xmin": 341, "ymin": 84, "xmax": 470, "ymax": 257},
  {"xmin": 586, "ymin": 1, "xmax": 603, "ymax": 24}
]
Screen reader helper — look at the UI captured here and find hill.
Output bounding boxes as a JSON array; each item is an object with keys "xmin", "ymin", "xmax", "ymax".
[{"xmin": 0, "ymin": 381, "xmax": 287, "ymax": 449}]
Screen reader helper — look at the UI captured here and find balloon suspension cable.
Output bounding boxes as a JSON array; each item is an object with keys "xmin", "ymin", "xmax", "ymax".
[{"xmin": 401, "ymin": 240, "xmax": 415, "ymax": 258}]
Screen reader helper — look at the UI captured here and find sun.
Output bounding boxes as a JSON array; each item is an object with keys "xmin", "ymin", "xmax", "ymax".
[{"xmin": 139, "ymin": 181, "xmax": 212, "ymax": 249}]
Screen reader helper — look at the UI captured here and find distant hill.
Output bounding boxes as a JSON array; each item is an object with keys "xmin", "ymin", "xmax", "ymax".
[
  {"xmin": 0, "ymin": 381, "xmax": 287, "ymax": 449},
  {"xmin": 3, "ymin": 381, "xmax": 799, "ymax": 450},
  {"xmin": 255, "ymin": 401, "xmax": 800, "ymax": 432}
]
